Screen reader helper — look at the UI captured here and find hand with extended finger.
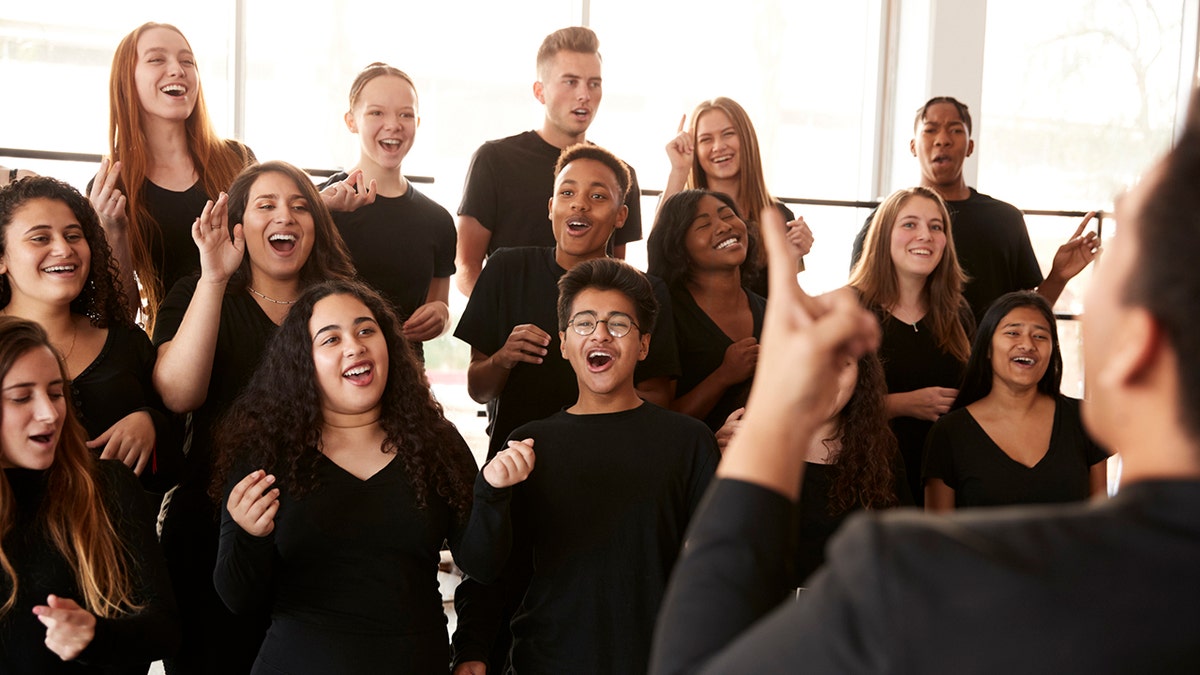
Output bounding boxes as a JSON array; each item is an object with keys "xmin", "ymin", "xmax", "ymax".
[
  {"xmin": 715, "ymin": 407, "xmax": 746, "ymax": 453},
  {"xmin": 665, "ymin": 114, "xmax": 694, "ymax": 175},
  {"xmin": 483, "ymin": 439, "xmax": 536, "ymax": 488},
  {"xmin": 87, "ymin": 411, "xmax": 156, "ymax": 476},
  {"xmin": 896, "ymin": 386, "xmax": 958, "ymax": 422},
  {"xmin": 33, "ymin": 595, "xmax": 96, "ymax": 661},
  {"xmin": 718, "ymin": 338, "xmax": 759, "ymax": 386},
  {"xmin": 88, "ymin": 158, "xmax": 128, "ymax": 236},
  {"xmin": 785, "ymin": 216, "xmax": 815, "ymax": 258},
  {"xmin": 192, "ymin": 193, "xmax": 244, "ymax": 284},
  {"xmin": 227, "ymin": 470, "xmax": 280, "ymax": 537},
  {"xmin": 403, "ymin": 301, "xmax": 450, "ymax": 342},
  {"xmin": 320, "ymin": 168, "xmax": 377, "ymax": 213},
  {"xmin": 492, "ymin": 324, "xmax": 552, "ymax": 369},
  {"xmin": 1047, "ymin": 211, "xmax": 1101, "ymax": 283}
]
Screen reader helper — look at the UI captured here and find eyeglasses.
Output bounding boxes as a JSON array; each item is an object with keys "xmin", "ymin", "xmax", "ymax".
[{"xmin": 566, "ymin": 311, "xmax": 640, "ymax": 338}]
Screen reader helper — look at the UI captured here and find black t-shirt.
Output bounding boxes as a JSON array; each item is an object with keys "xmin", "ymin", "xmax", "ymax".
[
  {"xmin": 0, "ymin": 462, "xmax": 177, "ymax": 674},
  {"xmin": 318, "ymin": 173, "xmax": 456, "ymax": 319},
  {"xmin": 215, "ymin": 435, "xmax": 481, "ymax": 673},
  {"xmin": 851, "ymin": 189, "xmax": 1044, "ymax": 321},
  {"xmin": 468, "ymin": 403, "xmax": 718, "ymax": 675},
  {"xmin": 876, "ymin": 310, "xmax": 970, "ymax": 506},
  {"xmin": 457, "ymin": 130, "xmax": 643, "ymax": 251},
  {"xmin": 454, "ymin": 247, "xmax": 680, "ymax": 458},
  {"xmin": 670, "ymin": 284, "xmax": 765, "ymax": 431},
  {"xmin": 143, "ymin": 180, "xmax": 209, "ymax": 302},
  {"xmin": 923, "ymin": 395, "xmax": 1109, "ymax": 508},
  {"xmin": 744, "ymin": 201, "xmax": 794, "ymax": 299}
]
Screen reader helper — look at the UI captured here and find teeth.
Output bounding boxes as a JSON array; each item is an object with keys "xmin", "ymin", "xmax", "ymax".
[
  {"xmin": 712, "ymin": 155, "xmax": 732, "ymax": 164},
  {"xmin": 568, "ymin": 219, "xmax": 588, "ymax": 228},
  {"xmin": 161, "ymin": 84, "xmax": 185, "ymax": 94},
  {"xmin": 716, "ymin": 238, "xmax": 739, "ymax": 250},
  {"xmin": 43, "ymin": 265, "xmax": 75, "ymax": 273},
  {"xmin": 588, "ymin": 350, "xmax": 610, "ymax": 358},
  {"xmin": 381, "ymin": 139, "xmax": 402, "ymax": 146},
  {"xmin": 343, "ymin": 365, "xmax": 371, "ymax": 377},
  {"xmin": 269, "ymin": 233, "xmax": 296, "ymax": 242},
  {"xmin": 910, "ymin": 248, "xmax": 931, "ymax": 256},
  {"xmin": 1013, "ymin": 357, "xmax": 1035, "ymax": 365}
]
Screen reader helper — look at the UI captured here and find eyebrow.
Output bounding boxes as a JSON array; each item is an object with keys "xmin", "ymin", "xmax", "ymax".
[
  {"xmin": 3, "ymin": 379, "xmax": 64, "ymax": 391},
  {"xmin": 142, "ymin": 46, "xmax": 194, "ymax": 57},
  {"xmin": 313, "ymin": 316, "xmax": 377, "ymax": 339},
  {"xmin": 1003, "ymin": 321, "xmax": 1051, "ymax": 331},
  {"xmin": 252, "ymin": 193, "xmax": 306, "ymax": 201}
]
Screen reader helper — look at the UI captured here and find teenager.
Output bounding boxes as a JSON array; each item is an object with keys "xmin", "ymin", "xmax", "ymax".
[
  {"xmin": 465, "ymin": 258, "xmax": 718, "ymax": 674},
  {"xmin": 152, "ymin": 161, "xmax": 356, "ymax": 674},
  {"xmin": 456, "ymin": 26, "xmax": 642, "ymax": 296},
  {"xmin": 320, "ymin": 63, "xmax": 454, "ymax": 355},
  {"xmin": 212, "ymin": 280, "xmax": 489, "ymax": 673},
  {"xmin": 924, "ymin": 291, "xmax": 1108, "ymax": 509},
  {"xmin": 0, "ymin": 317, "xmax": 177, "ymax": 674}
]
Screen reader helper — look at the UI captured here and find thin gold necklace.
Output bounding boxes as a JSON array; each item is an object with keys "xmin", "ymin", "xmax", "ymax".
[{"xmin": 247, "ymin": 286, "xmax": 296, "ymax": 305}]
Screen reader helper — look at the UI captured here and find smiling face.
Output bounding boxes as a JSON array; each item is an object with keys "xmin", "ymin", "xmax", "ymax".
[
  {"xmin": 0, "ymin": 198, "xmax": 91, "ymax": 309},
  {"xmin": 549, "ymin": 158, "xmax": 627, "ymax": 267},
  {"xmin": 535, "ymin": 49, "xmax": 602, "ymax": 143},
  {"xmin": 684, "ymin": 194, "xmax": 748, "ymax": 274},
  {"xmin": 560, "ymin": 287, "xmax": 649, "ymax": 398},
  {"xmin": 133, "ymin": 26, "xmax": 198, "ymax": 123},
  {"xmin": 695, "ymin": 109, "xmax": 742, "ymax": 182},
  {"xmin": 989, "ymin": 305, "xmax": 1054, "ymax": 391},
  {"xmin": 310, "ymin": 293, "xmax": 389, "ymax": 421},
  {"xmin": 911, "ymin": 102, "xmax": 973, "ymax": 192},
  {"xmin": 345, "ymin": 75, "xmax": 419, "ymax": 172},
  {"xmin": 888, "ymin": 195, "xmax": 946, "ymax": 282},
  {"xmin": 241, "ymin": 171, "xmax": 316, "ymax": 284},
  {"xmin": 0, "ymin": 346, "xmax": 65, "ymax": 470}
]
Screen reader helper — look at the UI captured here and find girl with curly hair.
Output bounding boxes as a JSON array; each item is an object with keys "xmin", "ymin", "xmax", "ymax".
[
  {"xmin": 849, "ymin": 186, "xmax": 974, "ymax": 506},
  {"xmin": 151, "ymin": 161, "xmax": 356, "ymax": 674},
  {"xmin": 0, "ymin": 177, "xmax": 180, "ymax": 496},
  {"xmin": 0, "ymin": 316, "xmax": 177, "ymax": 673},
  {"xmin": 647, "ymin": 189, "xmax": 762, "ymax": 432},
  {"xmin": 791, "ymin": 352, "xmax": 909, "ymax": 587},
  {"xmin": 212, "ymin": 279, "xmax": 481, "ymax": 673}
]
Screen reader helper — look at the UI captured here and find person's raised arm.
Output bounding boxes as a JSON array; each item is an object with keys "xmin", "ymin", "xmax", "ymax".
[
  {"xmin": 88, "ymin": 159, "xmax": 140, "ymax": 318},
  {"xmin": 655, "ymin": 115, "xmax": 694, "ymax": 223},
  {"xmin": 152, "ymin": 194, "xmax": 244, "ymax": 413},
  {"xmin": 456, "ymin": 216, "xmax": 492, "ymax": 297},
  {"xmin": 1037, "ymin": 211, "xmax": 1100, "ymax": 305}
]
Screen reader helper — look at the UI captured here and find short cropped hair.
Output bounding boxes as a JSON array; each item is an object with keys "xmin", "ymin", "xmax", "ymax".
[
  {"xmin": 536, "ymin": 26, "xmax": 600, "ymax": 81},
  {"xmin": 554, "ymin": 143, "xmax": 631, "ymax": 203},
  {"xmin": 557, "ymin": 258, "xmax": 658, "ymax": 336},
  {"xmin": 1127, "ymin": 87, "xmax": 1200, "ymax": 438},
  {"xmin": 914, "ymin": 96, "xmax": 973, "ymax": 136}
]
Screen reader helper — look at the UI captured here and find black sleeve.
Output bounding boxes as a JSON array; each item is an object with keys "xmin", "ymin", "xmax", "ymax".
[
  {"xmin": 212, "ymin": 469, "xmax": 278, "ymax": 615},
  {"xmin": 75, "ymin": 461, "xmax": 180, "ymax": 665},
  {"xmin": 637, "ymin": 276, "xmax": 681, "ymax": 383},
  {"xmin": 922, "ymin": 414, "xmax": 958, "ymax": 487},
  {"xmin": 433, "ymin": 204, "xmax": 458, "ymax": 278},
  {"xmin": 615, "ymin": 164, "xmax": 643, "ymax": 246},
  {"xmin": 458, "ymin": 144, "xmax": 499, "ymax": 230},
  {"xmin": 453, "ymin": 253, "xmax": 508, "ymax": 357},
  {"xmin": 849, "ymin": 210, "xmax": 875, "ymax": 271},
  {"xmin": 129, "ymin": 326, "xmax": 184, "ymax": 493}
]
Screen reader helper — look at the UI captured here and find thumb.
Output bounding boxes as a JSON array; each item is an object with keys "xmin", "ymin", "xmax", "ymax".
[
  {"xmin": 47, "ymin": 594, "xmax": 81, "ymax": 610},
  {"xmin": 85, "ymin": 427, "xmax": 113, "ymax": 449}
]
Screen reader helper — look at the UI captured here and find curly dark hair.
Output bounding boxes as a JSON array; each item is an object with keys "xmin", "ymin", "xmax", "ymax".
[
  {"xmin": 646, "ymin": 189, "xmax": 760, "ymax": 291},
  {"xmin": 210, "ymin": 279, "xmax": 474, "ymax": 516},
  {"xmin": 0, "ymin": 176, "xmax": 132, "ymax": 327},
  {"xmin": 824, "ymin": 352, "xmax": 902, "ymax": 514},
  {"xmin": 223, "ymin": 161, "xmax": 357, "ymax": 294}
]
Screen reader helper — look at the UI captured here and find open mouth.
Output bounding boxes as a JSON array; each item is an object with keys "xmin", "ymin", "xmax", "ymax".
[
  {"xmin": 908, "ymin": 247, "xmax": 933, "ymax": 257},
  {"xmin": 716, "ymin": 236, "xmax": 741, "ymax": 250},
  {"xmin": 586, "ymin": 350, "xmax": 614, "ymax": 371},
  {"xmin": 1012, "ymin": 355, "xmax": 1037, "ymax": 367},
  {"xmin": 42, "ymin": 264, "xmax": 77, "ymax": 274},
  {"xmin": 380, "ymin": 139, "xmax": 404, "ymax": 149},
  {"xmin": 566, "ymin": 217, "xmax": 592, "ymax": 233},
  {"xmin": 572, "ymin": 108, "xmax": 590, "ymax": 120},
  {"xmin": 269, "ymin": 232, "xmax": 297, "ymax": 253},
  {"xmin": 161, "ymin": 83, "xmax": 187, "ymax": 98},
  {"xmin": 343, "ymin": 362, "xmax": 373, "ymax": 385},
  {"xmin": 29, "ymin": 433, "xmax": 53, "ymax": 444},
  {"xmin": 711, "ymin": 154, "xmax": 734, "ymax": 165}
]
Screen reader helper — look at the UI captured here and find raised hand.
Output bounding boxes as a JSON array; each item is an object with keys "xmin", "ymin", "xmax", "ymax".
[
  {"xmin": 483, "ymin": 438, "xmax": 536, "ymax": 488},
  {"xmin": 192, "ymin": 193, "xmax": 244, "ymax": 284},
  {"xmin": 785, "ymin": 216, "xmax": 815, "ymax": 259},
  {"xmin": 665, "ymin": 114, "xmax": 694, "ymax": 174},
  {"xmin": 87, "ymin": 410, "xmax": 156, "ymax": 475},
  {"xmin": 320, "ymin": 168, "xmax": 377, "ymax": 213},
  {"xmin": 88, "ymin": 158, "xmax": 128, "ymax": 237},
  {"xmin": 1049, "ymin": 211, "xmax": 1101, "ymax": 283},
  {"xmin": 227, "ymin": 470, "xmax": 280, "ymax": 537},
  {"xmin": 33, "ymin": 595, "xmax": 96, "ymax": 661}
]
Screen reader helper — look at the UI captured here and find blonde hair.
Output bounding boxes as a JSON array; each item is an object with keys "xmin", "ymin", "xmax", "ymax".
[
  {"xmin": 536, "ymin": 26, "xmax": 600, "ymax": 81},
  {"xmin": 687, "ymin": 97, "xmax": 773, "ymax": 219},
  {"xmin": 849, "ymin": 187, "xmax": 972, "ymax": 363},
  {"xmin": 107, "ymin": 22, "xmax": 253, "ymax": 327},
  {"xmin": 0, "ymin": 318, "xmax": 140, "ymax": 618},
  {"xmin": 347, "ymin": 62, "xmax": 418, "ymax": 111}
]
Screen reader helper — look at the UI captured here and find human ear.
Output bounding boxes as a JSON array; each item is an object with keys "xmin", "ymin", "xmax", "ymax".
[
  {"xmin": 344, "ymin": 111, "xmax": 358, "ymax": 134},
  {"xmin": 533, "ymin": 81, "xmax": 546, "ymax": 105}
]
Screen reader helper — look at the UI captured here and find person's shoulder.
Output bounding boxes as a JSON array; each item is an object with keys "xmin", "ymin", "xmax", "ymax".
[
  {"xmin": 95, "ymin": 458, "xmax": 142, "ymax": 496},
  {"xmin": 478, "ymin": 130, "xmax": 543, "ymax": 154},
  {"xmin": 405, "ymin": 183, "xmax": 452, "ymax": 216},
  {"xmin": 638, "ymin": 402, "xmax": 716, "ymax": 439},
  {"xmin": 963, "ymin": 188, "xmax": 1023, "ymax": 218}
]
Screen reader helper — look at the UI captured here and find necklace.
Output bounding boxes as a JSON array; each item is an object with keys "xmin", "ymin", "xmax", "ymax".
[
  {"xmin": 59, "ymin": 320, "xmax": 79, "ymax": 359},
  {"xmin": 247, "ymin": 286, "xmax": 296, "ymax": 305}
]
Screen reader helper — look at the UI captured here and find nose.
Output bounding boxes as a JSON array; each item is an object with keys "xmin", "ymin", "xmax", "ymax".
[
  {"xmin": 33, "ymin": 392, "xmax": 60, "ymax": 425},
  {"xmin": 49, "ymin": 234, "xmax": 73, "ymax": 256},
  {"xmin": 343, "ymin": 335, "xmax": 366, "ymax": 357},
  {"xmin": 934, "ymin": 129, "xmax": 952, "ymax": 147},
  {"xmin": 593, "ymin": 321, "xmax": 616, "ymax": 340}
]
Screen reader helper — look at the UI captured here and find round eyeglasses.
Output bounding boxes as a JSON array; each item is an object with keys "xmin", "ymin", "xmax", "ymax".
[{"xmin": 566, "ymin": 311, "xmax": 640, "ymax": 338}]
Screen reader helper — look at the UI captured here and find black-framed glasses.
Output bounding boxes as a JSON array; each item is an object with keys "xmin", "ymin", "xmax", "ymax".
[{"xmin": 566, "ymin": 311, "xmax": 640, "ymax": 338}]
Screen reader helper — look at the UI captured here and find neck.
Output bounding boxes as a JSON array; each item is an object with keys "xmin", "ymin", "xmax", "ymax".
[
  {"xmin": 321, "ymin": 408, "xmax": 384, "ymax": 444},
  {"xmin": 892, "ymin": 275, "xmax": 929, "ymax": 315},
  {"xmin": 143, "ymin": 117, "xmax": 192, "ymax": 167},
  {"xmin": 568, "ymin": 386, "xmax": 643, "ymax": 415},
  {"xmin": 538, "ymin": 125, "xmax": 585, "ymax": 150},
  {"xmin": 3, "ymin": 297, "xmax": 74, "ymax": 335},
  {"xmin": 707, "ymin": 177, "xmax": 740, "ymax": 207},
  {"xmin": 924, "ymin": 177, "xmax": 970, "ymax": 202},
  {"xmin": 352, "ymin": 158, "xmax": 408, "ymax": 198},
  {"xmin": 803, "ymin": 418, "xmax": 840, "ymax": 464},
  {"xmin": 981, "ymin": 381, "xmax": 1044, "ymax": 414},
  {"xmin": 554, "ymin": 246, "xmax": 607, "ymax": 272},
  {"xmin": 248, "ymin": 273, "xmax": 302, "ymax": 303},
  {"xmin": 687, "ymin": 267, "xmax": 744, "ymax": 299}
]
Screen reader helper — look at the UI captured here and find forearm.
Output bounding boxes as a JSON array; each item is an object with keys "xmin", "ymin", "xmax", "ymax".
[
  {"xmin": 153, "ymin": 278, "xmax": 226, "ymax": 412},
  {"xmin": 884, "ymin": 391, "xmax": 909, "ymax": 420},
  {"xmin": 636, "ymin": 375, "xmax": 676, "ymax": 409},
  {"xmin": 653, "ymin": 168, "xmax": 690, "ymax": 222},
  {"xmin": 670, "ymin": 370, "xmax": 735, "ymax": 420},
  {"xmin": 452, "ymin": 475, "xmax": 514, "ymax": 583},
  {"xmin": 1035, "ymin": 274, "xmax": 1067, "ymax": 306},
  {"xmin": 466, "ymin": 352, "xmax": 511, "ymax": 404},
  {"xmin": 716, "ymin": 387, "xmax": 823, "ymax": 500},
  {"xmin": 107, "ymin": 231, "xmax": 141, "ymax": 318}
]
